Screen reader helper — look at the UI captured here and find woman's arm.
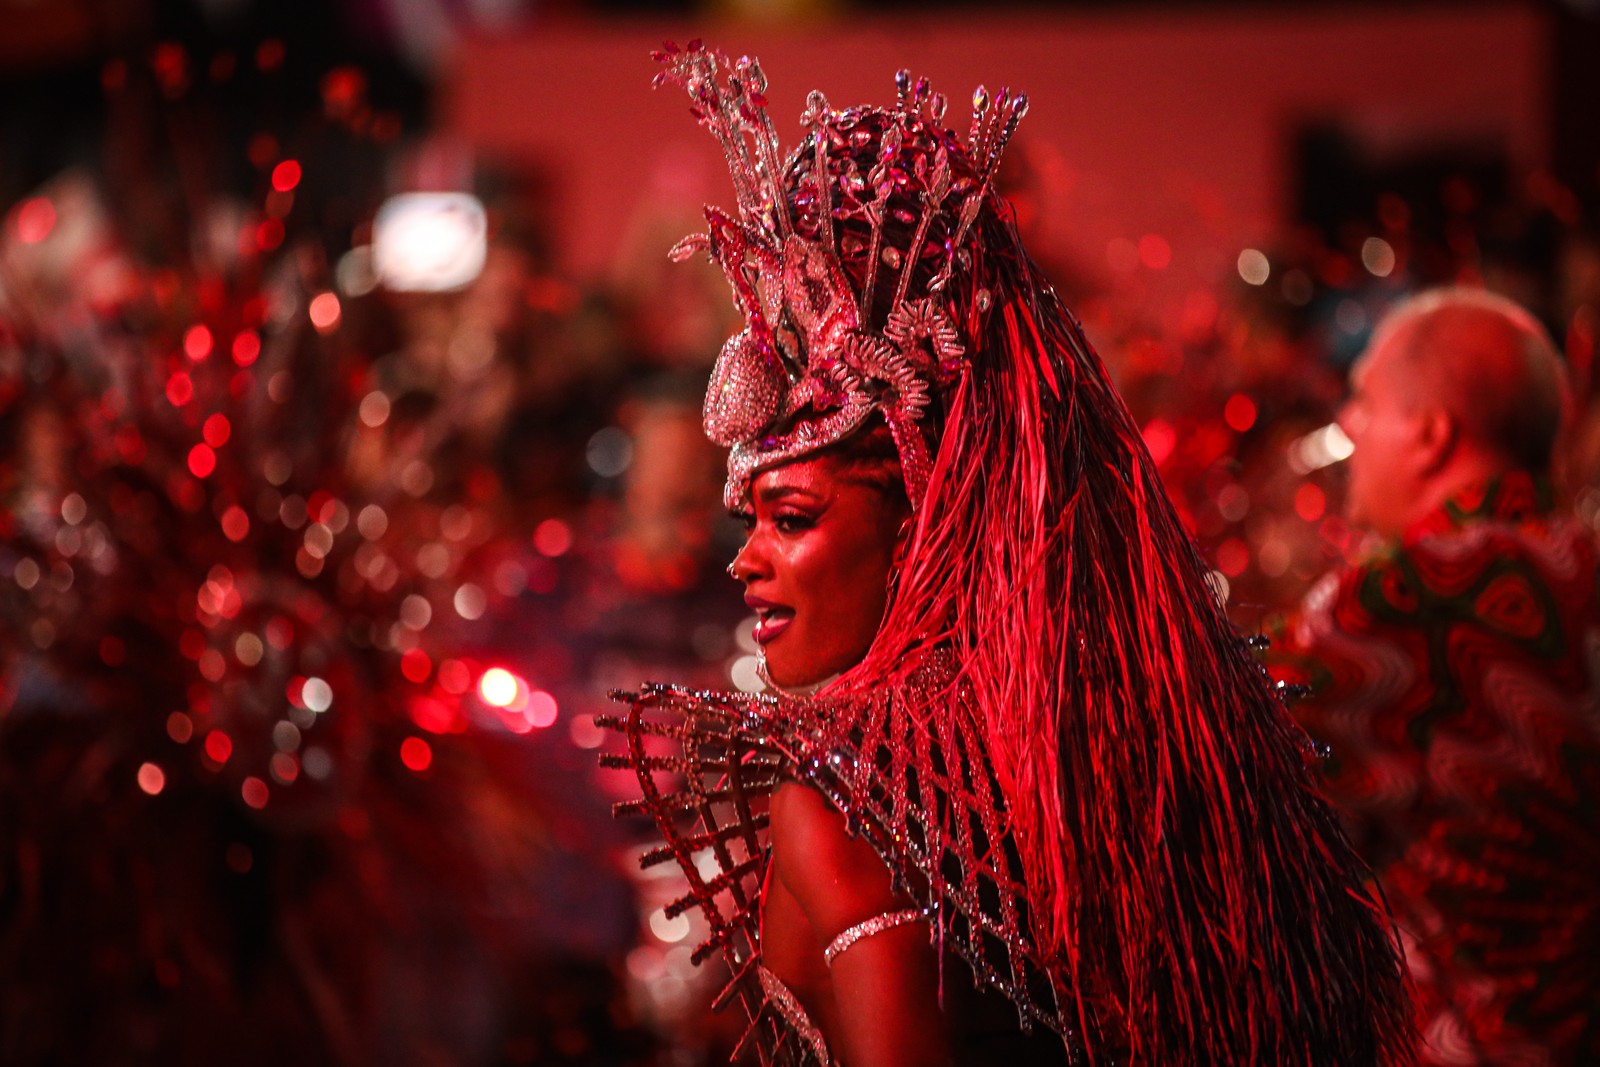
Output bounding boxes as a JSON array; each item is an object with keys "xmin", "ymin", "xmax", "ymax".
[{"xmin": 769, "ymin": 780, "xmax": 951, "ymax": 1067}]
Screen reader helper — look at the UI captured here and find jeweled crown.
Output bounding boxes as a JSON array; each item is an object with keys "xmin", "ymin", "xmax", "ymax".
[{"xmin": 653, "ymin": 42, "xmax": 1027, "ymax": 508}]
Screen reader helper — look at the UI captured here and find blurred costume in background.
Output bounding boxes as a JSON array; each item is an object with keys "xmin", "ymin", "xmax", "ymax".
[
  {"xmin": 607, "ymin": 43, "xmax": 1414, "ymax": 1065},
  {"xmin": 0, "ymin": 59, "xmax": 648, "ymax": 1066},
  {"xmin": 1270, "ymin": 289, "xmax": 1600, "ymax": 1065}
]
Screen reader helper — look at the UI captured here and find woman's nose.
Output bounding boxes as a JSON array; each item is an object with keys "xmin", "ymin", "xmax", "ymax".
[{"xmin": 727, "ymin": 535, "xmax": 766, "ymax": 583}]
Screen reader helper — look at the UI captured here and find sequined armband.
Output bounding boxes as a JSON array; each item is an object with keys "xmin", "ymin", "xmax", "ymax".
[{"xmin": 823, "ymin": 908, "xmax": 928, "ymax": 967}]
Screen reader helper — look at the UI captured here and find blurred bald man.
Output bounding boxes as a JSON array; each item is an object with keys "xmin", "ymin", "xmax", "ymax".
[{"xmin": 1269, "ymin": 287, "xmax": 1600, "ymax": 1066}]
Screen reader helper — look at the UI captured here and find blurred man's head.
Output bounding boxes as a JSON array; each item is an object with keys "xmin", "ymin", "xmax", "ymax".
[{"xmin": 1340, "ymin": 287, "xmax": 1566, "ymax": 537}]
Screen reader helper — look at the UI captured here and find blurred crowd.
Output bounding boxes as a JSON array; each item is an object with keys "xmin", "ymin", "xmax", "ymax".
[{"xmin": 1, "ymin": 27, "xmax": 1598, "ymax": 1067}]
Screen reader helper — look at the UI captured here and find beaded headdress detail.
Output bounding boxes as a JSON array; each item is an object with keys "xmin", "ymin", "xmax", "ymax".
[{"xmin": 653, "ymin": 41, "xmax": 1027, "ymax": 509}]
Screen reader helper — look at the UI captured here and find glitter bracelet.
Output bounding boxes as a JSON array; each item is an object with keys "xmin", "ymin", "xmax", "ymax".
[{"xmin": 823, "ymin": 908, "xmax": 927, "ymax": 967}]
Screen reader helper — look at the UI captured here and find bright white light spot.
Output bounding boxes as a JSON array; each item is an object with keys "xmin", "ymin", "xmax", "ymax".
[
  {"xmin": 302, "ymin": 676, "xmax": 333, "ymax": 713},
  {"xmin": 1288, "ymin": 423, "xmax": 1356, "ymax": 474},
  {"xmin": 1360, "ymin": 237, "xmax": 1396, "ymax": 278},
  {"xmin": 479, "ymin": 667, "xmax": 520, "ymax": 708},
  {"xmin": 1325, "ymin": 423, "xmax": 1355, "ymax": 461},
  {"xmin": 1236, "ymin": 248, "xmax": 1271, "ymax": 286},
  {"xmin": 649, "ymin": 908, "xmax": 691, "ymax": 943},
  {"xmin": 730, "ymin": 654, "xmax": 765, "ymax": 693},
  {"xmin": 372, "ymin": 193, "xmax": 487, "ymax": 292}
]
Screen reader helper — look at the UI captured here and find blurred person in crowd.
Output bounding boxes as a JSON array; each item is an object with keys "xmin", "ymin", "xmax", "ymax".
[{"xmin": 1269, "ymin": 287, "xmax": 1600, "ymax": 1065}]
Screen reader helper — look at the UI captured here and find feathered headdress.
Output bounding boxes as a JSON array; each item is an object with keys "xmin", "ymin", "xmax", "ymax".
[{"xmin": 651, "ymin": 43, "xmax": 1415, "ymax": 1064}]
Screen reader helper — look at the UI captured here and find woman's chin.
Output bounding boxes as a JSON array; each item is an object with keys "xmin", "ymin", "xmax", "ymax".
[
  {"xmin": 763, "ymin": 661, "xmax": 823, "ymax": 691},
  {"xmin": 763, "ymin": 647, "xmax": 863, "ymax": 692}
]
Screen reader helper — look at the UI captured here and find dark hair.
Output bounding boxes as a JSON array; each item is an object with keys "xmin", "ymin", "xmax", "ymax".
[{"xmin": 814, "ymin": 415, "xmax": 908, "ymax": 504}]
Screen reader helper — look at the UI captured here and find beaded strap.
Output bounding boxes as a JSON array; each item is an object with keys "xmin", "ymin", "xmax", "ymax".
[
  {"xmin": 758, "ymin": 965, "xmax": 833, "ymax": 1064},
  {"xmin": 823, "ymin": 909, "xmax": 927, "ymax": 967}
]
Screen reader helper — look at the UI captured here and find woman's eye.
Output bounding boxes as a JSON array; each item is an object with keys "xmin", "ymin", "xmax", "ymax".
[{"xmin": 773, "ymin": 512, "xmax": 815, "ymax": 533}]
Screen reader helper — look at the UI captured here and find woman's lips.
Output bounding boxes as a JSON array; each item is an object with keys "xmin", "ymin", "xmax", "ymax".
[
  {"xmin": 753, "ymin": 610, "xmax": 793, "ymax": 645},
  {"xmin": 745, "ymin": 595, "xmax": 793, "ymax": 645}
]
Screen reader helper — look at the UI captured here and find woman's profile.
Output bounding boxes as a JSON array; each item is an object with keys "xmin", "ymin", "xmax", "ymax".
[{"xmin": 606, "ymin": 42, "xmax": 1415, "ymax": 1066}]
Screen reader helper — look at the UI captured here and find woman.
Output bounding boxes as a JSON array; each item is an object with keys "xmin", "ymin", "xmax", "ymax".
[{"xmin": 607, "ymin": 43, "xmax": 1414, "ymax": 1066}]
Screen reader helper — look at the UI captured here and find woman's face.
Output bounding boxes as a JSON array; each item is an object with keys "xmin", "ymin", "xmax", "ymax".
[{"xmin": 730, "ymin": 455, "xmax": 908, "ymax": 690}]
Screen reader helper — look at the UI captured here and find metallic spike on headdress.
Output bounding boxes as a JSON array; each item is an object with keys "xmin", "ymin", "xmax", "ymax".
[{"xmin": 654, "ymin": 43, "xmax": 1025, "ymax": 509}]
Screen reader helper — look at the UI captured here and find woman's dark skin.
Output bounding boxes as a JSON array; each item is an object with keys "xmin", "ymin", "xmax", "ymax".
[{"xmin": 730, "ymin": 453, "xmax": 951, "ymax": 1067}]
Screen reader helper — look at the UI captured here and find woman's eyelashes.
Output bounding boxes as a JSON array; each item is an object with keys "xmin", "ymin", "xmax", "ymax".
[
  {"xmin": 772, "ymin": 509, "xmax": 818, "ymax": 534},
  {"xmin": 731, "ymin": 507, "xmax": 820, "ymax": 535}
]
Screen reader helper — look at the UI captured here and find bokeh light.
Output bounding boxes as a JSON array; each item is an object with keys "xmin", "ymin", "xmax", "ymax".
[
  {"xmin": 271, "ymin": 159, "xmax": 302, "ymax": 192},
  {"xmin": 1361, "ymin": 236, "xmax": 1396, "ymax": 277},
  {"xmin": 302, "ymin": 677, "xmax": 333, "ymax": 713},
  {"xmin": 1237, "ymin": 248, "xmax": 1271, "ymax": 286},
  {"xmin": 308, "ymin": 292, "xmax": 341, "ymax": 333},
  {"xmin": 137, "ymin": 762, "xmax": 166, "ymax": 795},
  {"xmin": 204, "ymin": 731, "xmax": 233, "ymax": 765},
  {"xmin": 14, "ymin": 196, "xmax": 56, "ymax": 243},
  {"xmin": 526, "ymin": 690, "xmax": 558, "ymax": 729},
  {"xmin": 478, "ymin": 667, "xmax": 521, "ymax": 708},
  {"xmin": 400, "ymin": 737, "xmax": 433, "ymax": 772}
]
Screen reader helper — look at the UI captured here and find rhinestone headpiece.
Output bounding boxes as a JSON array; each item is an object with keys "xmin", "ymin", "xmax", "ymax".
[{"xmin": 653, "ymin": 42, "xmax": 1028, "ymax": 509}]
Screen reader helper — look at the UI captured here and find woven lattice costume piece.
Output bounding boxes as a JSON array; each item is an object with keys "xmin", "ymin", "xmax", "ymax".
[{"xmin": 603, "ymin": 651, "xmax": 1074, "ymax": 1063}]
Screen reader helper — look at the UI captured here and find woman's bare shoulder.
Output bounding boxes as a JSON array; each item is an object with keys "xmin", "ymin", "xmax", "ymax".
[{"xmin": 769, "ymin": 779, "xmax": 905, "ymax": 941}]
